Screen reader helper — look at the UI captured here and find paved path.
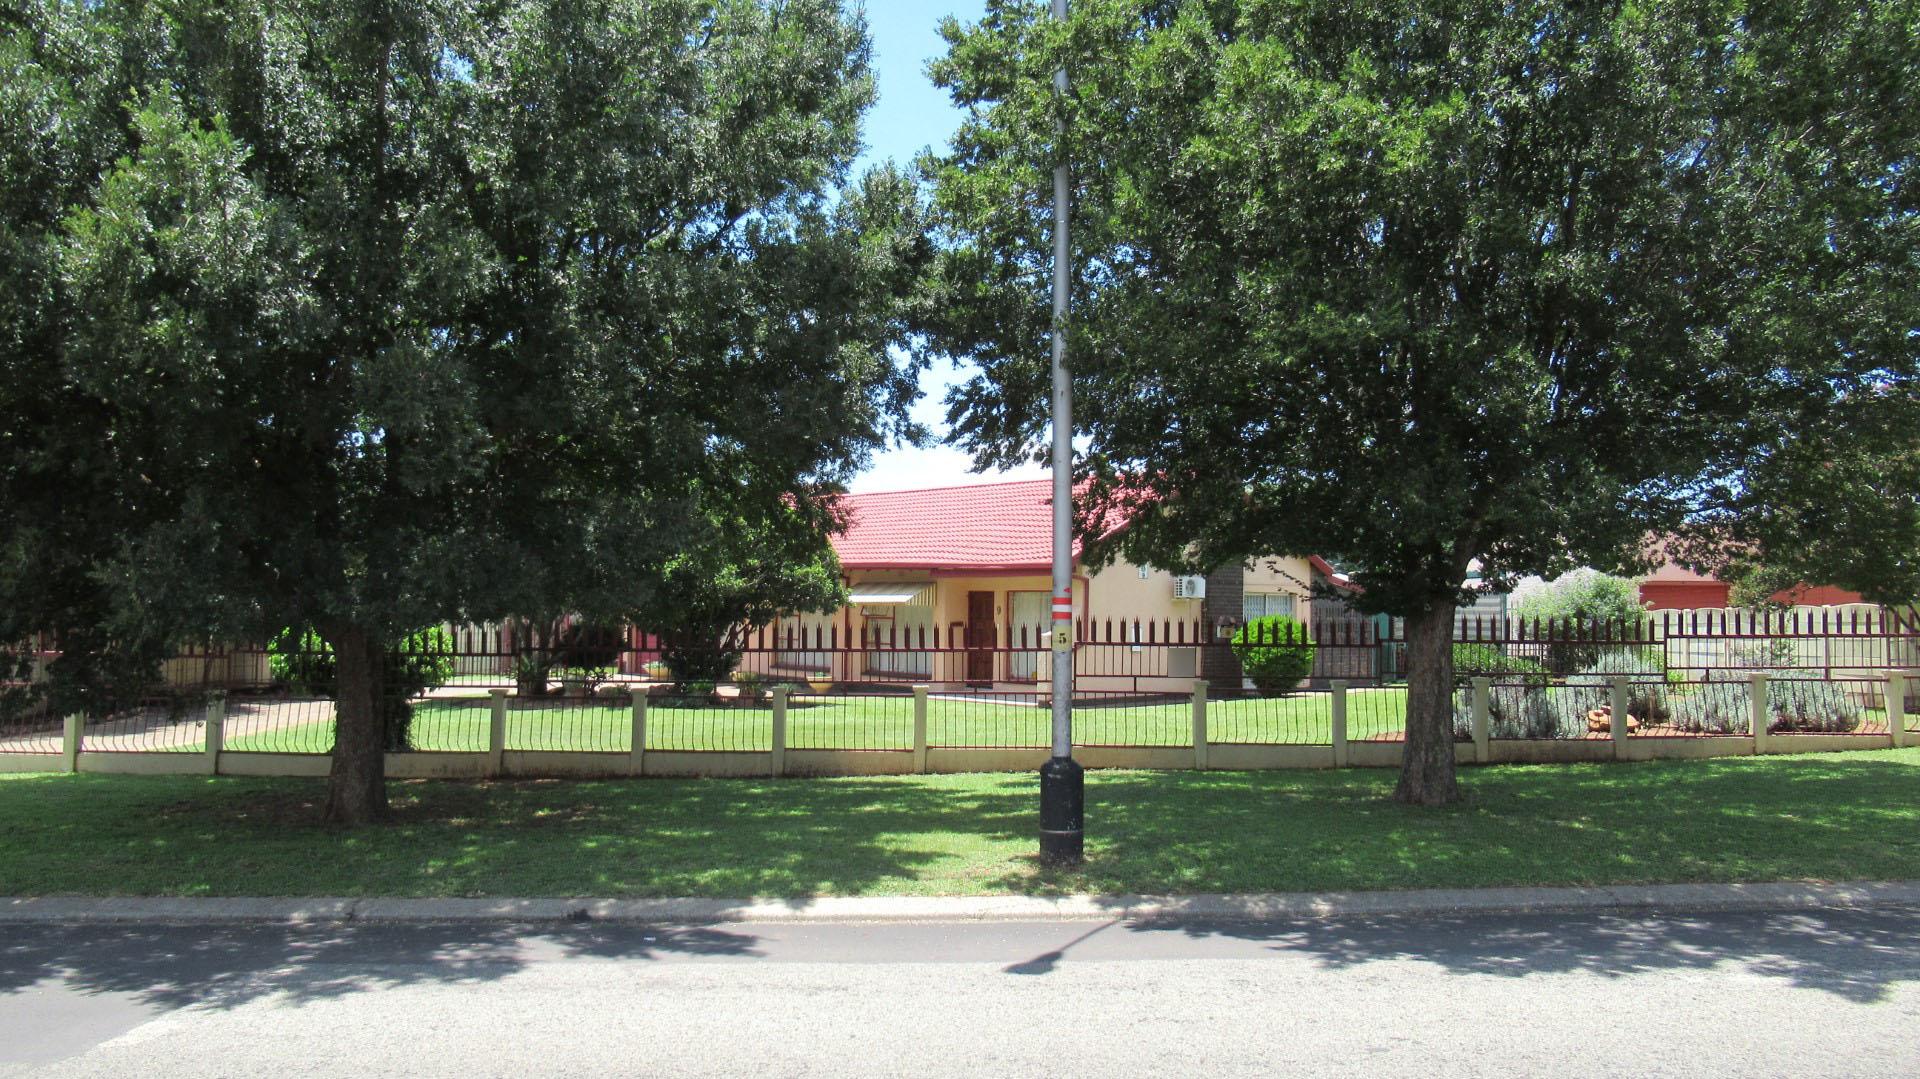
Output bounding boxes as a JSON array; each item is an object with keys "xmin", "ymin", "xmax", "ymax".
[{"xmin": 4, "ymin": 906, "xmax": 1918, "ymax": 1076}]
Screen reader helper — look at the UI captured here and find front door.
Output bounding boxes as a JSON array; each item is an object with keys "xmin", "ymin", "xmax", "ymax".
[{"xmin": 966, "ymin": 591, "xmax": 996, "ymax": 683}]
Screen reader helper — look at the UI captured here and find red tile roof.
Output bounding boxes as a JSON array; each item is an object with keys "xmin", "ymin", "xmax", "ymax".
[
  {"xmin": 831, "ymin": 478, "xmax": 1331, "ymax": 578},
  {"xmin": 830, "ymin": 479, "xmax": 1072, "ymax": 572}
]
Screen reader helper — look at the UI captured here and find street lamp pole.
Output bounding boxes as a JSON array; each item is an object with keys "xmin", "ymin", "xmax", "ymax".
[{"xmin": 1039, "ymin": 0, "xmax": 1084, "ymax": 867}]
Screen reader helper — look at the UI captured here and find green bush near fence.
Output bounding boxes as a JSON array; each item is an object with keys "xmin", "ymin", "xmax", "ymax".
[
  {"xmin": 266, "ymin": 626, "xmax": 457, "ymax": 751},
  {"xmin": 1451, "ymin": 644, "xmax": 1550, "ymax": 689},
  {"xmin": 1230, "ymin": 615, "xmax": 1316, "ymax": 693}
]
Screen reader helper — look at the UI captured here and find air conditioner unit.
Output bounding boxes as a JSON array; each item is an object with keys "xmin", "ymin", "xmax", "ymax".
[{"xmin": 1173, "ymin": 575, "xmax": 1207, "ymax": 600}]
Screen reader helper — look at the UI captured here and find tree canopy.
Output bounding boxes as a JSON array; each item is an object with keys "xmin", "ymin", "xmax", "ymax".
[
  {"xmin": 921, "ymin": 0, "xmax": 1920, "ymax": 802},
  {"xmin": 0, "ymin": 0, "xmax": 927, "ymax": 821}
]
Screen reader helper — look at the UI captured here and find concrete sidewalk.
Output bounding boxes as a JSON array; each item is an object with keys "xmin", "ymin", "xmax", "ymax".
[{"xmin": 4, "ymin": 879, "xmax": 1918, "ymax": 926}]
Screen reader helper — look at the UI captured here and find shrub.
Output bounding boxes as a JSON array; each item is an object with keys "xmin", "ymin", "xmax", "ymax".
[
  {"xmin": 1768, "ymin": 672, "xmax": 1861, "ymax": 733},
  {"xmin": 267, "ymin": 626, "xmax": 455, "ymax": 750},
  {"xmin": 512, "ymin": 619, "xmax": 626, "ymax": 697},
  {"xmin": 1666, "ymin": 673, "xmax": 1861, "ymax": 734},
  {"xmin": 1511, "ymin": 569, "xmax": 1649, "ymax": 672},
  {"xmin": 1669, "ymin": 681, "xmax": 1751, "ymax": 734},
  {"xmin": 557, "ymin": 664, "xmax": 615, "ymax": 695},
  {"xmin": 654, "ymin": 680, "xmax": 719, "ymax": 708},
  {"xmin": 1453, "ymin": 684, "xmax": 1593, "ymax": 740},
  {"xmin": 1230, "ymin": 615, "xmax": 1316, "ymax": 694},
  {"xmin": 1566, "ymin": 648, "xmax": 1671, "ymax": 722},
  {"xmin": 1451, "ymin": 644, "xmax": 1550, "ymax": 690}
]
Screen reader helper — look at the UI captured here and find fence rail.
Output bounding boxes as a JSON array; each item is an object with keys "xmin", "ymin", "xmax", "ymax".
[{"xmin": 5, "ymin": 613, "xmax": 1919, "ymax": 776}]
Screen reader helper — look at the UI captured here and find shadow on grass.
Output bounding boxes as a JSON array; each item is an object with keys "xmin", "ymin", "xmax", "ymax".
[
  {"xmin": 7, "ymin": 754, "xmax": 1920, "ymax": 904},
  {"xmin": 1009, "ymin": 755, "xmax": 1920, "ymax": 898},
  {"xmin": 0, "ymin": 771, "xmax": 1045, "ymax": 901}
]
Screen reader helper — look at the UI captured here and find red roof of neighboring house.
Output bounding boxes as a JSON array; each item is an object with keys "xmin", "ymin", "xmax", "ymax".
[
  {"xmin": 1308, "ymin": 555, "xmax": 1361, "ymax": 593},
  {"xmin": 830, "ymin": 479, "xmax": 1070, "ymax": 572},
  {"xmin": 1637, "ymin": 546, "xmax": 1866, "ymax": 609}
]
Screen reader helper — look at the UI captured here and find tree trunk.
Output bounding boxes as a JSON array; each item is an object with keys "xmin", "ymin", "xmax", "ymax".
[
  {"xmin": 1394, "ymin": 601, "xmax": 1460, "ymax": 806},
  {"xmin": 323, "ymin": 623, "xmax": 390, "ymax": 825}
]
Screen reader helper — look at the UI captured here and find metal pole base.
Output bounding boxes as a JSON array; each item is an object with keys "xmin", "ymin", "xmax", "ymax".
[{"xmin": 1038, "ymin": 755, "xmax": 1084, "ymax": 866}]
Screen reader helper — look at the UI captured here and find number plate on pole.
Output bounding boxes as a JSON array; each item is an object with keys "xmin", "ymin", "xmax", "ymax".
[{"xmin": 1051, "ymin": 624, "xmax": 1073, "ymax": 651}]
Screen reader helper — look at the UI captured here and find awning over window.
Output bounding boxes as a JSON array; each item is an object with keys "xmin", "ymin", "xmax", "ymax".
[{"xmin": 849, "ymin": 584, "xmax": 934, "ymax": 605}]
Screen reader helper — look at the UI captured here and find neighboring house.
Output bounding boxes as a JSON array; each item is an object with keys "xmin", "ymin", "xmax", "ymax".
[
  {"xmin": 1637, "ymin": 557, "xmax": 1864, "ymax": 610},
  {"xmin": 765, "ymin": 479, "xmax": 1322, "ymax": 691}
]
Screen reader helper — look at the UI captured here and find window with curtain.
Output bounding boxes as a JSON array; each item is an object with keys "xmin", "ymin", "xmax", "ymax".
[
  {"xmin": 775, "ymin": 612, "xmax": 835, "ymax": 672},
  {"xmin": 1242, "ymin": 592, "xmax": 1297, "ymax": 621},
  {"xmin": 863, "ymin": 605, "xmax": 934, "ymax": 677},
  {"xmin": 1008, "ymin": 591, "xmax": 1049, "ymax": 680}
]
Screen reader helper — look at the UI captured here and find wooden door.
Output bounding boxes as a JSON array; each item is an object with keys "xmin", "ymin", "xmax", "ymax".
[{"xmin": 965, "ymin": 591, "xmax": 996, "ymax": 683}]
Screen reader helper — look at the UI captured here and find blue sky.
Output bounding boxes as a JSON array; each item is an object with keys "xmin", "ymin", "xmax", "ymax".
[{"xmin": 845, "ymin": 2, "xmax": 1048, "ymax": 493}]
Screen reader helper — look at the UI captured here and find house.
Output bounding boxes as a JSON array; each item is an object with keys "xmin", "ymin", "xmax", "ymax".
[
  {"xmin": 764, "ymin": 479, "xmax": 1322, "ymax": 691},
  {"xmin": 1636, "ymin": 558, "xmax": 1864, "ymax": 610}
]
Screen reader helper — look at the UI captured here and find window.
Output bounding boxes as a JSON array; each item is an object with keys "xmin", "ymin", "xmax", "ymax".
[
  {"xmin": 1008, "ymin": 591, "xmax": 1049, "ymax": 680},
  {"xmin": 1243, "ymin": 592, "xmax": 1296, "ymax": 621},
  {"xmin": 863, "ymin": 605, "xmax": 934, "ymax": 677},
  {"xmin": 775, "ymin": 613, "xmax": 835, "ymax": 673}
]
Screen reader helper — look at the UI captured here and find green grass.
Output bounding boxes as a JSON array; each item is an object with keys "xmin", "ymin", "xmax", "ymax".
[
  {"xmin": 219, "ymin": 688, "xmax": 1413, "ymax": 755},
  {"xmin": 4, "ymin": 746, "xmax": 1919, "ymax": 898}
]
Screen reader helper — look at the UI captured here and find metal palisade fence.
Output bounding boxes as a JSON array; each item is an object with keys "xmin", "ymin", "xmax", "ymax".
[{"xmin": 3, "ymin": 608, "xmax": 1917, "ymax": 774}]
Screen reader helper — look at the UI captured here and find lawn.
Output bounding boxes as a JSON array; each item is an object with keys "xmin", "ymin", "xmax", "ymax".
[
  {"xmin": 218, "ymin": 688, "xmax": 1413, "ymax": 755},
  {"xmin": 3, "ymin": 747, "xmax": 1918, "ymax": 898}
]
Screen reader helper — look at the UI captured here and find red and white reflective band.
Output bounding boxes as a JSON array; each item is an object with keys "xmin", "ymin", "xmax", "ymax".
[{"xmin": 1051, "ymin": 594, "xmax": 1074, "ymax": 621}]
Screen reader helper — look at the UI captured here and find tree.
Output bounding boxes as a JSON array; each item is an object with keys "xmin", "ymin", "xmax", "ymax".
[
  {"xmin": 630, "ymin": 487, "xmax": 848, "ymax": 683},
  {"xmin": 921, "ymin": 0, "xmax": 1920, "ymax": 803},
  {"xmin": 0, "ymin": 4, "xmax": 186, "ymax": 720},
  {"xmin": 0, "ymin": 0, "xmax": 927, "ymax": 822},
  {"xmin": 267, "ymin": 626, "xmax": 458, "ymax": 751},
  {"xmin": 1510, "ymin": 569, "xmax": 1648, "ymax": 671},
  {"xmin": 1692, "ymin": 383, "xmax": 1920, "ymax": 609}
]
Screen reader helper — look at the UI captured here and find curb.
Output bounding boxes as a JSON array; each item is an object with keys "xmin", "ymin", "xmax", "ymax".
[{"xmin": 3, "ymin": 881, "xmax": 1919, "ymax": 927}]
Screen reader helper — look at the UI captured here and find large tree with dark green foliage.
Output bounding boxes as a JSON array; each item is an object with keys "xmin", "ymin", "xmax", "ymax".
[
  {"xmin": 0, "ymin": 0, "xmax": 926, "ymax": 822},
  {"xmin": 1692, "ymin": 383, "xmax": 1920, "ymax": 609},
  {"xmin": 630, "ymin": 485, "xmax": 848, "ymax": 682},
  {"xmin": 921, "ymin": 0, "xmax": 1920, "ymax": 803}
]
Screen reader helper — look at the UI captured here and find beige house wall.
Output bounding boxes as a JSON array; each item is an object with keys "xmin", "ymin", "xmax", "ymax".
[
  {"xmin": 1084, "ymin": 556, "xmax": 1204, "ymax": 631},
  {"xmin": 1241, "ymin": 555, "xmax": 1317, "ymax": 624},
  {"xmin": 834, "ymin": 569, "xmax": 1095, "ymax": 687},
  {"xmin": 815, "ymin": 555, "xmax": 1312, "ymax": 692}
]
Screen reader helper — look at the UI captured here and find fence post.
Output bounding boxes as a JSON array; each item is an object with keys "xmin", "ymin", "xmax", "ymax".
[
  {"xmin": 911, "ymin": 685, "xmax": 930, "ymax": 773},
  {"xmin": 629, "ymin": 686, "xmax": 648, "ymax": 776},
  {"xmin": 205, "ymin": 690, "xmax": 226, "ymax": 776},
  {"xmin": 488, "ymin": 688, "xmax": 507, "ymax": 777},
  {"xmin": 1330, "ymin": 680, "xmax": 1349, "ymax": 768},
  {"xmin": 1888, "ymin": 672, "xmax": 1909, "ymax": 749},
  {"xmin": 1750, "ymin": 672, "xmax": 1770, "ymax": 754},
  {"xmin": 62, "ymin": 713, "xmax": 82, "ymax": 774},
  {"xmin": 1609, "ymin": 676, "xmax": 1630, "ymax": 756},
  {"xmin": 1470, "ymin": 677, "xmax": 1491, "ymax": 763},
  {"xmin": 771, "ymin": 686, "xmax": 788, "ymax": 777},
  {"xmin": 1191, "ymin": 679, "xmax": 1209, "ymax": 770}
]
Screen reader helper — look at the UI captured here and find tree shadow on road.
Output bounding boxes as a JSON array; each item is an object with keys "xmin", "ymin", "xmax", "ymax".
[
  {"xmin": 0, "ymin": 920, "xmax": 763, "ymax": 1015},
  {"xmin": 1137, "ymin": 906, "xmax": 1920, "ymax": 1004}
]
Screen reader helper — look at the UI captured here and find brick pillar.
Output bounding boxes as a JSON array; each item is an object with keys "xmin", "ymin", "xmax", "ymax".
[{"xmin": 1200, "ymin": 563, "xmax": 1245, "ymax": 685}]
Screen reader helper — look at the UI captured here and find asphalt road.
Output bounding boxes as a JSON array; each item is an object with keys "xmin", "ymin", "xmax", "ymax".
[{"xmin": 3, "ymin": 906, "xmax": 1918, "ymax": 1077}]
